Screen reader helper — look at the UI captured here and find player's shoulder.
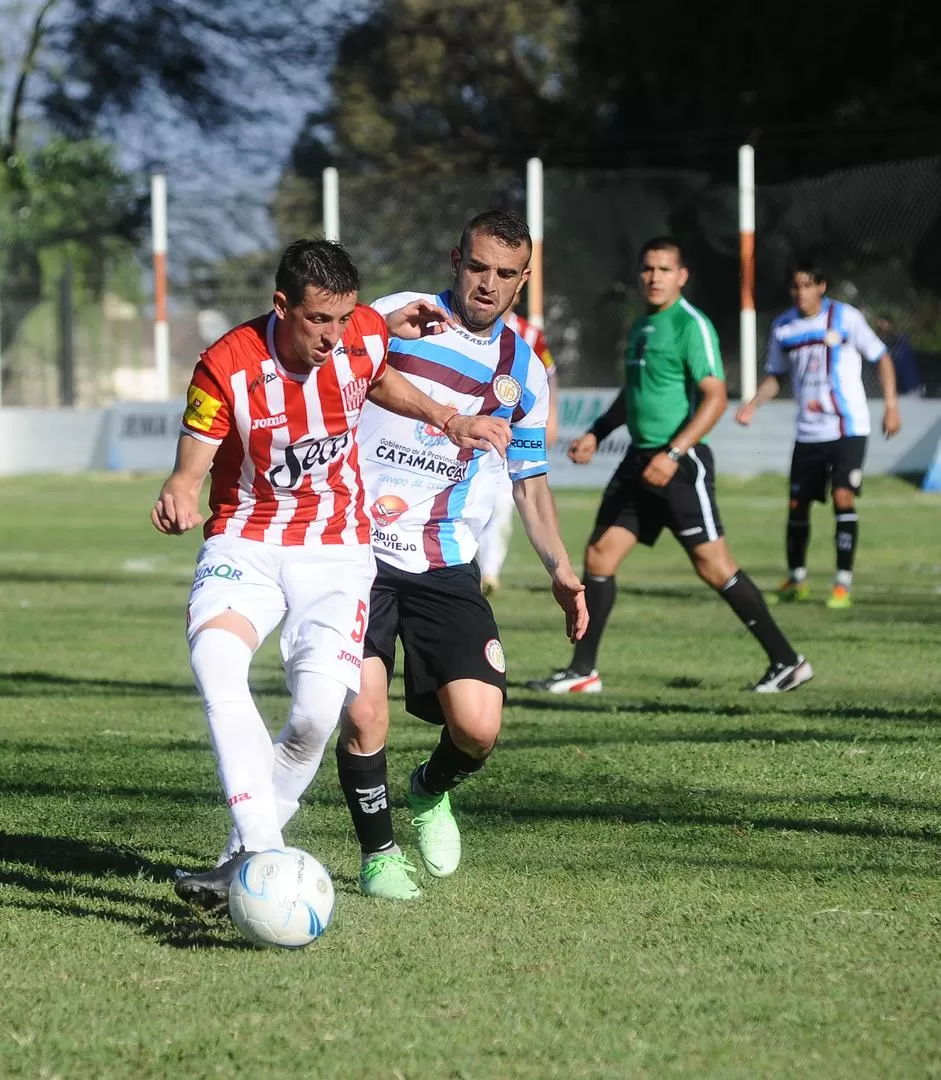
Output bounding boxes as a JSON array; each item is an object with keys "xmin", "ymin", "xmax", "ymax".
[
  {"xmin": 771, "ymin": 306, "xmax": 800, "ymax": 331},
  {"xmin": 831, "ymin": 299, "xmax": 866, "ymax": 324},
  {"xmin": 677, "ymin": 298, "xmax": 719, "ymax": 336},
  {"xmin": 370, "ymin": 290, "xmax": 436, "ymax": 318},
  {"xmin": 201, "ymin": 314, "xmax": 269, "ymax": 372},
  {"xmin": 347, "ymin": 302, "xmax": 388, "ymax": 338}
]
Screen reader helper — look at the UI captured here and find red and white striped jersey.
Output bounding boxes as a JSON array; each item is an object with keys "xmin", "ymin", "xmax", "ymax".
[
  {"xmin": 181, "ymin": 307, "xmax": 388, "ymax": 546},
  {"xmin": 505, "ymin": 311, "xmax": 556, "ymax": 375}
]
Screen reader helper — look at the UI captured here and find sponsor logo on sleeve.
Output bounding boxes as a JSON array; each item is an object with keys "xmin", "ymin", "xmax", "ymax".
[
  {"xmin": 183, "ymin": 383, "xmax": 223, "ymax": 432},
  {"xmin": 493, "ymin": 375, "xmax": 522, "ymax": 407},
  {"xmin": 484, "ymin": 638, "xmax": 506, "ymax": 673}
]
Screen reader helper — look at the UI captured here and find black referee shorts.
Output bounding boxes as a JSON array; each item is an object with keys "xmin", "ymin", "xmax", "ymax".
[
  {"xmin": 364, "ymin": 559, "xmax": 507, "ymax": 725},
  {"xmin": 789, "ymin": 436, "xmax": 867, "ymax": 504},
  {"xmin": 590, "ymin": 444, "xmax": 725, "ymax": 552}
]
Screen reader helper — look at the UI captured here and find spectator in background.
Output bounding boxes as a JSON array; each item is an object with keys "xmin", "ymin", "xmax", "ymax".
[{"xmin": 875, "ymin": 314, "xmax": 924, "ymax": 397}]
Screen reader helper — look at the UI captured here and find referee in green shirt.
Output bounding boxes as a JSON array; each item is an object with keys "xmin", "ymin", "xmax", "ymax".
[{"xmin": 529, "ymin": 237, "xmax": 812, "ymax": 694}]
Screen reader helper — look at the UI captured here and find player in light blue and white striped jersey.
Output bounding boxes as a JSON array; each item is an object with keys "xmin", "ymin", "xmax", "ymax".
[
  {"xmin": 335, "ymin": 210, "xmax": 588, "ymax": 902},
  {"xmin": 736, "ymin": 259, "xmax": 901, "ymax": 609}
]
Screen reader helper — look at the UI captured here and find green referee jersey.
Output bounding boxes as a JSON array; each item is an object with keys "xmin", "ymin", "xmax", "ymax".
[{"xmin": 623, "ymin": 297, "xmax": 724, "ymax": 449}]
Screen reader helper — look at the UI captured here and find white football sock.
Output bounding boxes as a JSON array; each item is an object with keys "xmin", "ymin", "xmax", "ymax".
[
  {"xmin": 217, "ymin": 671, "xmax": 350, "ymax": 863},
  {"xmin": 190, "ymin": 628, "xmax": 282, "ymax": 854}
]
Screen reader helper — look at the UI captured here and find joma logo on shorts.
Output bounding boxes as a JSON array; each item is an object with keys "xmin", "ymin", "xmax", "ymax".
[{"xmin": 336, "ymin": 649, "xmax": 362, "ymax": 668}]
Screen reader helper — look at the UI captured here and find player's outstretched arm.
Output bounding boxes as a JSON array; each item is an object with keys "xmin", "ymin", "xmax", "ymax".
[
  {"xmin": 367, "ymin": 367, "xmax": 510, "ymax": 456},
  {"xmin": 151, "ymin": 434, "xmax": 216, "ymax": 535},
  {"xmin": 512, "ymin": 473, "xmax": 588, "ymax": 643},
  {"xmin": 735, "ymin": 374, "xmax": 781, "ymax": 426},
  {"xmin": 877, "ymin": 353, "xmax": 901, "ymax": 438}
]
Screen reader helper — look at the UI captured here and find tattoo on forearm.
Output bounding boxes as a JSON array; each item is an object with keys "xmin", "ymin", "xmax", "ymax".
[{"xmin": 543, "ymin": 553, "xmax": 559, "ymax": 574}]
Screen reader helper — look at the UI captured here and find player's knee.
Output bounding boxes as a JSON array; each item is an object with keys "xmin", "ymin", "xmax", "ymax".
[
  {"xmin": 788, "ymin": 499, "xmax": 809, "ymax": 519},
  {"xmin": 190, "ymin": 627, "xmax": 252, "ymax": 701},
  {"xmin": 832, "ymin": 489, "xmax": 855, "ymax": 513},
  {"xmin": 584, "ymin": 542, "xmax": 616, "ymax": 577},
  {"xmin": 691, "ymin": 549, "xmax": 737, "ymax": 590},
  {"xmin": 450, "ymin": 718, "xmax": 500, "ymax": 759},
  {"xmin": 288, "ymin": 671, "xmax": 349, "ymax": 742},
  {"xmin": 341, "ymin": 690, "xmax": 389, "ymax": 747}
]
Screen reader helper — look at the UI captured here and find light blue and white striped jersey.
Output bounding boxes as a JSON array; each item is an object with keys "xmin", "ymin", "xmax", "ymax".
[
  {"xmin": 766, "ymin": 299, "xmax": 886, "ymax": 442},
  {"xmin": 358, "ymin": 290, "xmax": 550, "ymax": 573}
]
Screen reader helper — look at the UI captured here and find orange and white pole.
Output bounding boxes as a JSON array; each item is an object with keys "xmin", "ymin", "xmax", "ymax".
[
  {"xmin": 151, "ymin": 169, "xmax": 170, "ymax": 400},
  {"xmin": 323, "ymin": 167, "xmax": 340, "ymax": 242},
  {"xmin": 738, "ymin": 144, "xmax": 757, "ymax": 401},
  {"xmin": 526, "ymin": 157, "xmax": 544, "ymax": 329}
]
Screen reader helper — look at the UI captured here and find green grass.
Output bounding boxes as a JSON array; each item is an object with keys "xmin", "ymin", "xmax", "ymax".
[{"xmin": 0, "ymin": 473, "xmax": 939, "ymax": 1079}]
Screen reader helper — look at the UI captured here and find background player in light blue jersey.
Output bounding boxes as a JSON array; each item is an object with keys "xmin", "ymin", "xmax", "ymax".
[{"xmin": 736, "ymin": 259, "xmax": 900, "ymax": 609}]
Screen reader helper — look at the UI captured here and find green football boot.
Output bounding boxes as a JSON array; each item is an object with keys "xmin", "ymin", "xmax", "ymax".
[
  {"xmin": 406, "ymin": 769, "xmax": 462, "ymax": 878},
  {"xmin": 360, "ymin": 852, "xmax": 421, "ymax": 900}
]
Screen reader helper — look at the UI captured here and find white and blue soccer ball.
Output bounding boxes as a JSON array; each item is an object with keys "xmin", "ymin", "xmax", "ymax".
[{"xmin": 228, "ymin": 847, "xmax": 335, "ymax": 949}]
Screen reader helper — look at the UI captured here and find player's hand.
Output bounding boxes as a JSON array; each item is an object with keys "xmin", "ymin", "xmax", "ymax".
[
  {"xmin": 567, "ymin": 432, "xmax": 597, "ymax": 464},
  {"xmin": 883, "ymin": 403, "xmax": 901, "ymax": 439},
  {"xmin": 385, "ymin": 300, "xmax": 456, "ymax": 340},
  {"xmin": 151, "ymin": 479, "xmax": 203, "ymax": 535},
  {"xmin": 551, "ymin": 566, "xmax": 589, "ymax": 643},
  {"xmin": 734, "ymin": 402, "xmax": 755, "ymax": 426},
  {"xmin": 445, "ymin": 414, "xmax": 511, "ymax": 457},
  {"xmin": 642, "ymin": 452, "xmax": 678, "ymax": 488}
]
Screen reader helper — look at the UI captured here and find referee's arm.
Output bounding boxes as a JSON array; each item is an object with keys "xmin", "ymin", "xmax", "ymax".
[
  {"xmin": 567, "ymin": 392, "xmax": 626, "ymax": 464},
  {"xmin": 642, "ymin": 375, "xmax": 726, "ymax": 487}
]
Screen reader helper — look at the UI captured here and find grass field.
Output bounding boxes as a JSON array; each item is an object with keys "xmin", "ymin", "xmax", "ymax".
[{"xmin": 0, "ymin": 473, "xmax": 939, "ymax": 1080}]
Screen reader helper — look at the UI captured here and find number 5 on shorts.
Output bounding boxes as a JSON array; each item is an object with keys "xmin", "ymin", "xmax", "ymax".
[{"xmin": 350, "ymin": 599, "xmax": 367, "ymax": 644}]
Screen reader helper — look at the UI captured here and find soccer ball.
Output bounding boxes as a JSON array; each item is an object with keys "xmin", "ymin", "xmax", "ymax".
[{"xmin": 228, "ymin": 848, "xmax": 335, "ymax": 949}]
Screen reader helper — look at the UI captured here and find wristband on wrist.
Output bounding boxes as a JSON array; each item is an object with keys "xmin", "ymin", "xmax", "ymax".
[
  {"xmin": 441, "ymin": 409, "xmax": 460, "ymax": 436},
  {"xmin": 667, "ymin": 446, "xmax": 684, "ymax": 462}
]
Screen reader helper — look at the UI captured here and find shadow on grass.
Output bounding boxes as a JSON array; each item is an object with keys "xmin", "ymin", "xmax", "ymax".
[
  {"xmin": 0, "ymin": 670, "xmax": 287, "ymax": 699},
  {"xmin": 462, "ymin": 798, "xmax": 941, "ymax": 847},
  {"xmin": 503, "ymin": 691, "xmax": 941, "ymax": 726},
  {"xmin": 0, "ymin": 832, "xmax": 253, "ymax": 949}
]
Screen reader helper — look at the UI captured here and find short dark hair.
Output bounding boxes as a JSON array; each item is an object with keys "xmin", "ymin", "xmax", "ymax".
[
  {"xmin": 275, "ymin": 239, "xmax": 360, "ymax": 306},
  {"xmin": 638, "ymin": 236, "xmax": 685, "ymax": 266},
  {"xmin": 787, "ymin": 258, "xmax": 826, "ymax": 286},
  {"xmin": 459, "ymin": 210, "xmax": 532, "ymax": 259}
]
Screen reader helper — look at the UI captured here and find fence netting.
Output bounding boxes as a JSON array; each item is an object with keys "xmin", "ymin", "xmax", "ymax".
[{"xmin": 3, "ymin": 155, "xmax": 940, "ymax": 405}]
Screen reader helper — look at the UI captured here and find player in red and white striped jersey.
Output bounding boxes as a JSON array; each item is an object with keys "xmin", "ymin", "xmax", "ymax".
[
  {"xmin": 479, "ymin": 295, "xmax": 559, "ymax": 594},
  {"xmin": 152, "ymin": 239, "xmax": 508, "ymax": 909}
]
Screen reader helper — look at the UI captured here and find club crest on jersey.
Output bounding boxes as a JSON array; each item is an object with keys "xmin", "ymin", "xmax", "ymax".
[
  {"xmin": 484, "ymin": 638, "xmax": 506, "ymax": 674},
  {"xmin": 493, "ymin": 375, "xmax": 522, "ymax": 407},
  {"xmin": 824, "ymin": 329, "xmax": 843, "ymax": 347},
  {"xmin": 342, "ymin": 376, "xmax": 370, "ymax": 413},
  {"xmin": 370, "ymin": 494, "xmax": 408, "ymax": 527}
]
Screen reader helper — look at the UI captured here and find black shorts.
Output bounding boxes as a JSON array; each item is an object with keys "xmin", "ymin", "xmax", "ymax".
[
  {"xmin": 364, "ymin": 559, "xmax": 507, "ymax": 725},
  {"xmin": 790, "ymin": 437, "xmax": 867, "ymax": 504},
  {"xmin": 590, "ymin": 444, "xmax": 725, "ymax": 552}
]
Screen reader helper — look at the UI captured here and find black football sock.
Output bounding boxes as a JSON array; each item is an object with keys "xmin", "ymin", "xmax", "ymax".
[
  {"xmin": 414, "ymin": 727, "xmax": 486, "ymax": 797},
  {"xmin": 336, "ymin": 744, "xmax": 395, "ymax": 856},
  {"xmin": 719, "ymin": 570, "xmax": 799, "ymax": 667},
  {"xmin": 786, "ymin": 514, "xmax": 810, "ymax": 576},
  {"xmin": 835, "ymin": 512, "xmax": 858, "ymax": 579},
  {"xmin": 570, "ymin": 574, "xmax": 616, "ymax": 674}
]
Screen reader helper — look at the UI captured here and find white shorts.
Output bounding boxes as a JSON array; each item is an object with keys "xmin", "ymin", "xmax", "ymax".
[{"xmin": 186, "ymin": 535, "xmax": 376, "ymax": 693}]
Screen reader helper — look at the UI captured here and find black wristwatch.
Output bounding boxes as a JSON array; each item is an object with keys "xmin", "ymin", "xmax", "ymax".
[{"xmin": 666, "ymin": 446, "xmax": 684, "ymax": 462}]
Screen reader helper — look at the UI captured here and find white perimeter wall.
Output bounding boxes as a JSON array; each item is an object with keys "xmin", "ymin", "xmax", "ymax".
[{"xmin": 1, "ymin": 395, "xmax": 939, "ymax": 486}]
